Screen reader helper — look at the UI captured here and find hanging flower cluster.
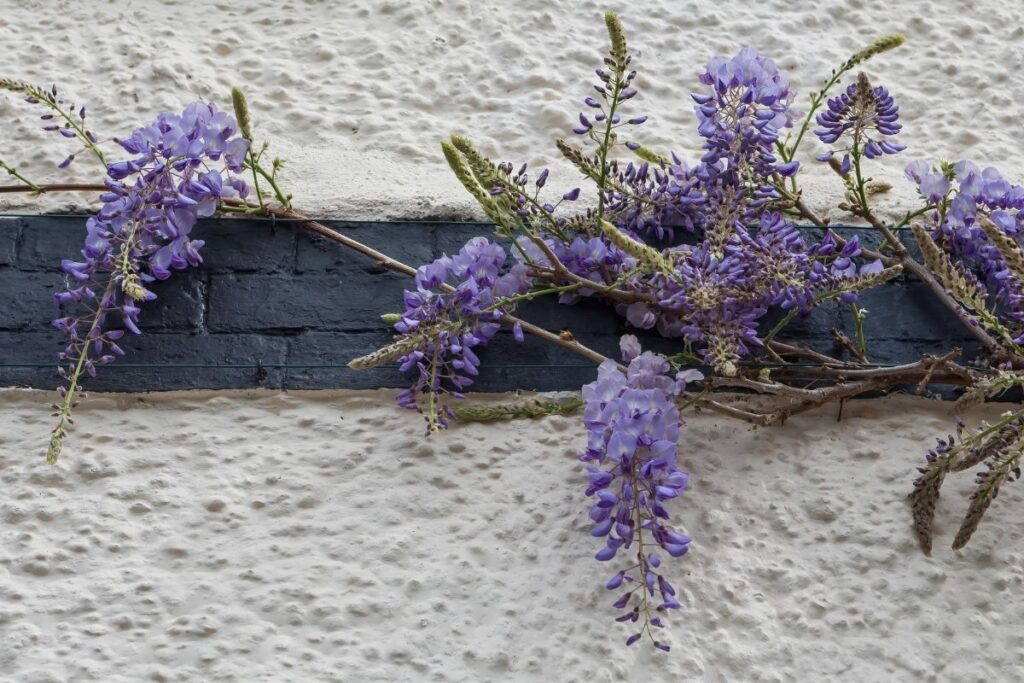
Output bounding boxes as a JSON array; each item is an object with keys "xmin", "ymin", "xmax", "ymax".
[
  {"xmin": 616, "ymin": 213, "xmax": 893, "ymax": 374},
  {"xmin": 581, "ymin": 335, "xmax": 702, "ymax": 650},
  {"xmin": 463, "ymin": 41, "xmax": 899, "ymax": 377},
  {"xmin": 350, "ymin": 237, "xmax": 532, "ymax": 433},
  {"xmin": 48, "ymin": 102, "xmax": 250, "ymax": 464},
  {"xmin": 690, "ymin": 47, "xmax": 799, "ymax": 233}
]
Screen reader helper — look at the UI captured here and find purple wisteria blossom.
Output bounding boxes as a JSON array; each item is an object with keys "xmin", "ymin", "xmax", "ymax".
[
  {"xmin": 573, "ymin": 61, "xmax": 639, "ymax": 137},
  {"xmin": 485, "ymin": 160, "xmax": 582, "ymax": 222},
  {"xmin": 907, "ymin": 159, "xmax": 1024, "ymax": 330},
  {"xmin": 605, "ymin": 157, "xmax": 682, "ymax": 241},
  {"xmin": 607, "ymin": 213, "xmax": 883, "ymax": 373},
  {"xmin": 815, "ymin": 73, "xmax": 905, "ymax": 173},
  {"xmin": 904, "ymin": 160, "xmax": 950, "ymax": 205},
  {"xmin": 393, "ymin": 237, "xmax": 532, "ymax": 432},
  {"xmin": 688, "ymin": 47, "xmax": 799, "ymax": 229},
  {"xmin": 9, "ymin": 80, "xmax": 104, "ymax": 169},
  {"xmin": 581, "ymin": 335, "xmax": 702, "ymax": 650},
  {"xmin": 489, "ymin": 46, "xmax": 893, "ymax": 374},
  {"xmin": 49, "ymin": 102, "xmax": 251, "ymax": 464},
  {"xmin": 513, "ymin": 232, "xmax": 630, "ymax": 302}
]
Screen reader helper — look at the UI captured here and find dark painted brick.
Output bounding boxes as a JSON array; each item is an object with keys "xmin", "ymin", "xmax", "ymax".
[
  {"xmin": 839, "ymin": 281, "xmax": 976, "ymax": 343},
  {"xmin": 0, "ymin": 331, "xmax": 288, "ymax": 390},
  {"xmin": 208, "ymin": 273, "xmax": 409, "ymax": 332},
  {"xmin": 0, "ymin": 366, "xmax": 55, "ymax": 389},
  {"xmin": 134, "ymin": 274, "xmax": 204, "ymax": 332},
  {"xmin": 0, "ymin": 216, "xmax": 1006, "ymax": 394},
  {"xmin": 297, "ymin": 222, "xmax": 435, "ymax": 273},
  {"xmin": 515, "ymin": 297, "xmax": 622, "ymax": 337},
  {"xmin": 0, "ymin": 331, "xmax": 66, "ymax": 389},
  {"xmin": 84, "ymin": 333, "xmax": 289, "ymax": 391},
  {"xmin": 0, "ymin": 271, "xmax": 204, "ymax": 334},
  {"xmin": 0, "ymin": 330, "xmax": 64, "ymax": 363},
  {"xmin": 282, "ymin": 328, "xmax": 604, "ymax": 393},
  {"xmin": 472, "ymin": 365, "xmax": 601, "ymax": 393},
  {"xmin": 284, "ymin": 331, "xmax": 406, "ymax": 390},
  {"xmin": 0, "ymin": 218, "xmax": 20, "ymax": 266},
  {"xmin": 17, "ymin": 216, "xmax": 297, "ymax": 273},
  {"xmin": 472, "ymin": 331, "xmax": 601, "ymax": 392},
  {"xmin": 0, "ymin": 271, "xmax": 64, "ymax": 330},
  {"xmin": 194, "ymin": 219, "xmax": 295, "ymax": 272},
  {"xmin": 16, "ymin": 215, "xmax": 86, "ymax": 271}
]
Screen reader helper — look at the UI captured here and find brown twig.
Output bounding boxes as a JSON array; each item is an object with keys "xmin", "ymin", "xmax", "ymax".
[
  {"xmin": 793, "ymin": 197, "xmax": 828, "ymax": 228},
  {"xmin": 852, "ymin": 205, "xmax": 908, "ymax": 256},
  {"xmin": 694, "ymin": 397, "xmax": 774, "ymax": 426},
  {"xmin": 765, "ymin": 348, "xmax": 968, "ymax": 383},
  {"xmin": 771, "ymin": 363, "xmax": 973, "ymax": 385},
  {"xmin": 264, "ymin": 205, "xmax": 617, "ymax": 367},
  {"xmin": 708, "ymin": 348, "xmax": 971, "ymax": 426},
  {"xmin": 767, "ymin": 340, "xmax": 857, "ymax": 367},
  {"xmin": 831, "ymin": 328, "xmax": 868, "ymax": 363},
  {"xmin": 0, "ymin": 183, "xmax": 106, "ymax": 194}
]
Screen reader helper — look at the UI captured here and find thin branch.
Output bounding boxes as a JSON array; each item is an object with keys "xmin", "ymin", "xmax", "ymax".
[
  {"xmin": 793, "ymin": 197, "xmax": 828, "ymax": 228},
  {"xmin": 900, "ymin": 232, "xmax": 1009, "ymax": 360},
  {"xmin": 528, "ymin": 234, "xmax": 657, "ymax": 305},
  {"xmin": 0, "ymin": 157, "xmax": 40, "ymax": 191},
  {"xmin": 262, "ymin": 206, "xmax": 617, "ymax": 367},
  {"xmin": 859, "ymin": 202, "xmax": 1010, "ymax": 359},
  {"xmin": 852, "ymin": 205, "xmax": 907, "ymax": 256},
  {"xmin": 0, "ymin": 183, "xmax": 105, "ymax": 194},
  {"xmin": 710, "ymin": 348, "xmax": 970, "ymax": 425},
  {"xmin": 767, "ymin": 340, "xmax": 855, "ymax": 367},
  {"xmin": 694, "ymin": 397, "xmax": 774, "ymax": 426}
]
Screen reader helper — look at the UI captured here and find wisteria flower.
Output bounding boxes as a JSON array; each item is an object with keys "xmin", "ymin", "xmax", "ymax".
[
  {"xmin": 349, "ymin": 237, "xmax": 533, "ymax": 433},
  {"xmin": 815, "ymin": 72, "xmax": 905, "ymax": 173},
  {"xmin": 48, "ymin": 102, "xmax": 250, "ymax": 464},
  {"xmin": 581, "ymin": 335, "xmax": 702, "ymax": 650}
]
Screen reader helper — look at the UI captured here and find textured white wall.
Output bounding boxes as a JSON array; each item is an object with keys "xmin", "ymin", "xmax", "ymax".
[{"xmin": 1, "ymin": 0, "xmax": 1021, "ymax": 220}]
